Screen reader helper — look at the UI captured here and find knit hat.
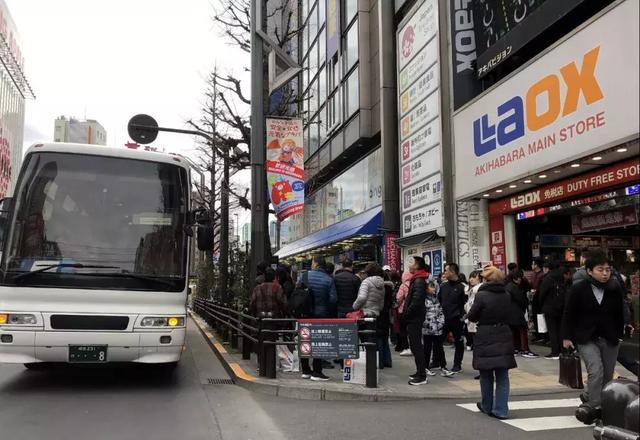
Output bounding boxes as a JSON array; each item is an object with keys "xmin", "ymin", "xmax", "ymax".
[{"xmin": 482, "ymin": 266, "xmax": 505, "ymax": 283}]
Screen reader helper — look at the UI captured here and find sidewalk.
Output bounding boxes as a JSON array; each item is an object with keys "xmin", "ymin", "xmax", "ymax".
[{"xmin": 190, "ymin": 312, "xmax": 624, "ymax": 402}]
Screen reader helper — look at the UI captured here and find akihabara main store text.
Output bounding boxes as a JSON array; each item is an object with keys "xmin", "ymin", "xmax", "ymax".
[{"xmin": 453, "ymin": 1, "xmax": 639, "ymax": 285}]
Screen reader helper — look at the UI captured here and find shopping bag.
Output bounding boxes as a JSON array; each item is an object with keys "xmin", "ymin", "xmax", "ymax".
[
  {"xmin": 277, "ymin": 345, "xmax": 299, "ymax": 372},
  {"xmin": 559, "ymin": 350, "xmax": 584, "ymax": 389},
  {"xmin": 536, "ymin": 314, "xmax": 548, "ymax": 333}
]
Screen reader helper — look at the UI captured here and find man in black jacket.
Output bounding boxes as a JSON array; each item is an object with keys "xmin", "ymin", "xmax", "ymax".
[
  {"xmin": 439, "ymin": 262, "xmax": 467, "ymax": 373},
  {"xmin": 334, "ymin": 258, "xmax": 361, "ymax": 318},
  {"xmin": 539, "ymin": 266, "xmax": 571, "ymax": 359},
  {"xmin": 562, "ymin": 251, "xmax": 625, "ymax": 424},
  {"xmin": 403, "ymin": 256, "xmax": 429, "ymax": 385}
]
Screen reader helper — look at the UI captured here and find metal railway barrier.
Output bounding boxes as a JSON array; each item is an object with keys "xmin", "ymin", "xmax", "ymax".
[{"xmin": 193, "ymin": 297, "xmax": 379, "ymax": 388}]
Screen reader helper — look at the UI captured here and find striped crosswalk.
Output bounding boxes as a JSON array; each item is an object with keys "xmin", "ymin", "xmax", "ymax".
[{"xmin": 457, "ymin": 398, "xmax": 593, "ymax": 432}]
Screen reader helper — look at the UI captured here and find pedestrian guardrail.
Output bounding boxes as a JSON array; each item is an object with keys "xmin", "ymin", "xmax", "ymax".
[{"xmin": 193, "ymin": 297, "xmax": 378, "ymax": 388}]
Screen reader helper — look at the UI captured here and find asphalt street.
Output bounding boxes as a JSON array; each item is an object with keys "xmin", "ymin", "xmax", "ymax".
[{"xmin": 0, "ymin": 323, "xmax": 594, "ymax": 440}]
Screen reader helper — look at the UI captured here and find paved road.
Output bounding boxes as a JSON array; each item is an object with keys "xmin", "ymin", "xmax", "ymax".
[{"xmin": 0, "ymin": 322, "xmax": 595, "ymax": 440}]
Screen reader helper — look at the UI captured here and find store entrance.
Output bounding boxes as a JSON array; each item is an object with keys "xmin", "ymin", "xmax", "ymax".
[{"xmin": 515, "ymin": 188, "xmax": 639, "ymax": 279}]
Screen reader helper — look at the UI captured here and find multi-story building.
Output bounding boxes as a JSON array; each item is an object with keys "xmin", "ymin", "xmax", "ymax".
[
  {"xmin": 54, "ymin": 116, "xmax": 107, "ymax": 145},
  {"xmin": 241, "ymin": 223, "xmax": 251, "ymax": 246},
  {"xmin": 0, "ymin": 0, "xmax": 34, "ymax": 198}
]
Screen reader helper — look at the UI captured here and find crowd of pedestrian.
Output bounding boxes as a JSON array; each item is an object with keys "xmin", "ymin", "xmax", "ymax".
[{"xmin": 248, "ymin": 249, "xmax": 632, "ymax": 423}]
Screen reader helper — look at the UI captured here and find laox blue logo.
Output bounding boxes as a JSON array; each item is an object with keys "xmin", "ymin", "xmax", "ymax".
[{"xmin": 472, "ymin": 47, "xmax": 604, "ymax": 157}]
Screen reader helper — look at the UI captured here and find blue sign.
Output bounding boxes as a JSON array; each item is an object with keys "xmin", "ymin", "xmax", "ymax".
[
  {"xmin": 626, "ymin": 184, "xmax": 640, "ymax": 196},
  {"xmin": 432, "ymin": 250, "xmax": 443, "ymax": 277}
]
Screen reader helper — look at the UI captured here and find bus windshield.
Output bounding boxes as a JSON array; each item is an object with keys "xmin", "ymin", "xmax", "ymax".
[{"xmin": 1, "ymin": 152, "xmax": 188, "ymax": 291}]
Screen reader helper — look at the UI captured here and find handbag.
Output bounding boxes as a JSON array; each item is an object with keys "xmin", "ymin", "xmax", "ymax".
[
  {"xmin": 559, "ymin": 349, "xmax": 584, "ymax": 389},
  {"xmin": 346, "ymin": 309, "xmax": 365, "ymax": 320},
  {"xmin": 536, "ymin": 313, "xmax": 548, "ymax": 333}
]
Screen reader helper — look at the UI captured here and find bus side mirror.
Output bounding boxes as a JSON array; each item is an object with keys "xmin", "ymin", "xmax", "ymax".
[{"xmin": 197, "ymin": 225, "xmax": 214, "ymax": 251}]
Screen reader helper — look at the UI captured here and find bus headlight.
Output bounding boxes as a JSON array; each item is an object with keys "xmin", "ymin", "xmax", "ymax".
[
  {"xmin": 140, "ymin": 317, "xmax": 184, "ymax": 327},
  {"xmin": 0, "ymin": 313, "xmax": 38, "ymax": 325}
]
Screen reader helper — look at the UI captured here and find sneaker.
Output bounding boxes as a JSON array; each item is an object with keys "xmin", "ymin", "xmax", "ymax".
[
  {"xmin": 514, "ymin": 349, "xmax": 521, "ymax": 356},
  {"xmin": 466, "ymin": 346, "xmax": 472, "ymax": 351},
  {"xmin": 544, "ymin": 353, "xmax": 560, "ymax": 360},
  {"xmin": 451, "ymin": 365, "xmax": 463, "ymax": 373},
  {"xmin": 522, "ymin": 351, "xmax": 539, "ymax": 358},
  {"xmin": 441, "ymin": 368, "xmax": 455, "ymax": 378},
  {"xmin": 428, "ymin": 362, "xmax": 440, "ymax": 369},
  {"xmin": 474, "ymin": 374, "xmax": 480, "ymax": 380},
  {"xmin": 426, "ymin": 369, "xmax": 437, "ymax": 377},
  {"xmin": 310, "ymin": 372, "xmax": 330, "ymax": 382},
  {"xmin": 408, "ymin": 376, "xmax": 428, "ymax": 386},
  {"xmin": 575, "ymin": 403, "xmax": 600, "ymax": 425},
  {"xmin": 301, "ymin": 373, "xmax": 312, "ymax": 379},
  {"xmin": 399, "ymin": 349, "xmax": 413, "ymax": 356}
]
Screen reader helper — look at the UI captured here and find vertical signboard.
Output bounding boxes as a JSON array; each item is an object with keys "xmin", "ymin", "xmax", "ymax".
[
  {"xmin": 266, "ymin": 118, "xmax": 305, "ymax": 221},
  {"xmin": 397, "ymin": 0, "xmax": 443, "ymax": 240},
  {"xmin": 326, "ymin": 0, "xmax": 340, "ymax": 59},
  {"xmin": 384, "ymin": 233, "xmax": 401, "ymax": 272}
]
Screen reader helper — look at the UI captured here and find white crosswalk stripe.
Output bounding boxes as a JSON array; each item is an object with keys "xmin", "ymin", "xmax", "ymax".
[{"xmin": 457, "ymin": 398, "xmax": 593, "ymax": 432}]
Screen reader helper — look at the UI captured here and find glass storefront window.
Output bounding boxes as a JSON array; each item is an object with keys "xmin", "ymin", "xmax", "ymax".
[
  {"xmin": 318, "ymin": 64, "xmax": 327, "ymax": 104},
  {"xmin": 309, "ymin": 41, "xmax": 318, "ymax": 82},
  {"xmin": 345, "ymin": 67, "xmax": 359, "ymax": 117},
  {"xmin": 284, "ymin": 148, "xmax": 382, "ymax": 241},
  {"xmin": 318, "ymin": 0, "xmax": 326, "ymax": 25},
  {"xmin": 345, "ymin": 21, "xmax": 358, "ymax": 73},
  {"xmin": 319, "ymin": 28, "xmax": 326, "ymax": 66},
  {"xmin": 309, "ymin": 78, "xmax": 318, "ymax": 116},
  {"xmin": 309, "ymin": 4, "xmax": 318, "ymax": 40},
  {"xmin": 309, "ymin": 116, "xmax": 320, "ymax": 155}
]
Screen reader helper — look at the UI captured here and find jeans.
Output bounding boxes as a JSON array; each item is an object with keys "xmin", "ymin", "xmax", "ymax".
[
  {"xmin": 511, "ymin": 325, "xmax": 529, "ymax": 352},
  {"xmin": 300, "ymin": 358, "xmax": 323, "ymax": 375},
  {"xmin": 442, "ymin": 319, "xmax": 465, "ymax": 368},
  {"xmin": 377, "ymin": 336, "xmax": 392, "ymax": 368},
  {"xmin": 423, "ymin": 334, "xmax": 445, "ymax": 369},
  {"xmin": 407, "ymin": 322, "xmax": 426, "ymax": 377},
  {"xmin": 578, "ymin": 338, "xmax": 620, "ymax": 408},
  {"xmin": 479, "ymin": 368, "xmax": 510, "ymax": 418}
]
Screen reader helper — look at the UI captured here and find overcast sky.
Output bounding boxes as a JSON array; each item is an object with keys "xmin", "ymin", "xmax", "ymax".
[{"xmin": 6, "ymin": 0, "xmax": 254, "ymax": 228}]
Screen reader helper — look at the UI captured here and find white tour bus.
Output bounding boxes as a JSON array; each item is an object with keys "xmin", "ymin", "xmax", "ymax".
[{"xmin": 0, "ymin": 143, "xmax": 212, "ymax": 370}]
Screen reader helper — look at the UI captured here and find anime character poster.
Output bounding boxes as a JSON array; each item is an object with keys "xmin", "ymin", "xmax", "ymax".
[{"xmin": 266, "ymin": 118, "xmax": 304, "ymax": 221}]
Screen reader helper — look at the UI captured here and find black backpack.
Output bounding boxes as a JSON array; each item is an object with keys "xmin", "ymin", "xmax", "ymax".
[{"xmin": 289, "ymin": 272, "xmax": 314, "ymax": 318}]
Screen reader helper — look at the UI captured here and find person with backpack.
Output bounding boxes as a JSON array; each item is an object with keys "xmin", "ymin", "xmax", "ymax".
[
  {"xmin": 334, "ymin": 258, "xmax": 361, "ymax": 318},
  {"xmin": 538, "ymin": 265, "xmax": 571, "ymax": 359},
  {"xmin": 403, "ymin": 256, "xmax": 429, "ymax": 385},
  {"xmin": 294, "ymin": 256, "xmax": 337, "ymax": 381},
  {"xmin": 249, "ymin": 267, "xmax": 288, "ymax": 318}
]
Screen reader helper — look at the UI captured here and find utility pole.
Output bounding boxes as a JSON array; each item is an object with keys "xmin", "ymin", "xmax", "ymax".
[
  {"xmin": 219, "ymin": 139, "xmax": 230, "ymax": 302},
  {"xmin": 209, "ymin": 81, "xmax": 217, "ymax": 291},
  {"xmin": 250, "ymin": 0, "xmax": 268, "ymax": 287}
]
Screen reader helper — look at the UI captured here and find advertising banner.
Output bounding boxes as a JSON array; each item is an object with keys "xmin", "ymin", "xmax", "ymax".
[
  {"xmin": 572, "ymin": 206, "xmax": 638, "ymax": 234},
  {"xmin": 266, "ymin": 118, "xmax": 305, "ymax": 221},
  {"xmin": 490, "ymin": 159, "xmax": 640, "ymax": 216},
  {"xmin": 453, "ymin": 1, "xmax": 640, "ymax": 199},
  {"xmin": 384, "ymin": 233, "xmax": 401, "ymax": 273},
  {"xmin": 397, "ymin": 0, "xmax": 443, "ymax": 240},
  {"xmin": 298, "ymin": 319, "xmax": 359, "ymax": 360}
]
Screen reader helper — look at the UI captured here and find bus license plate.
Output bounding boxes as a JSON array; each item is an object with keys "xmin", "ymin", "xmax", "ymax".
[{"xmin": 69, "ymin": 345, "xmax": 108, "ymax": 363}]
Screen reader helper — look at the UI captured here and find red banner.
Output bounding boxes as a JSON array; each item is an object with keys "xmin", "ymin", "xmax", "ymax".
[
  {"xmin": 572, "ymin": 206, "xmax": 638, "ymax": 234},
  {"xmin": 490, "ymin": 159, "xmax": 640, "ymax": 216},
  {"xmin": 384, "ymin": 233, "xmax": 401, "ymax": 273},
  {"xmin": 489, "ymin": 215, "xmax": 506, "ymax": 272}
]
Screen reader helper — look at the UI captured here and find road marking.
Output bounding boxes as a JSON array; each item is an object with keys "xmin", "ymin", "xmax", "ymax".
[
  {"xmin": 229, "ymin": 362, "xmax": 256, "ymax": 382},
  {"xmin": 214, "ymin": 343, "xmax": 227, "ymax": 354},
  {"xmin": 502, "ymin": 416, "xmax": 591, "ymax": 431},
  {"xmin": 457, "ymin": 398, "xmax": 581, "ymax": 412}
]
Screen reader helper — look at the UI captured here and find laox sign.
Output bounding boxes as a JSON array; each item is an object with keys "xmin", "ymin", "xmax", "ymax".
[
  {"xmin": 510, "ymin": 191, "xmax": 540, "ymax": 209},
  {"xmin": 473, "ymin": 46, "xmax": 604, "ymax": 157}
]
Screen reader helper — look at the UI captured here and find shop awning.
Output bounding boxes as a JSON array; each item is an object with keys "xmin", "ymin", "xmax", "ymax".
[
  {"xmin": 395, "ymin": 230, "xmax": 443, "ymax": 247},
  {"xmin": 275, "ymin": 207, "xmax": 382, "ymax": 258}
]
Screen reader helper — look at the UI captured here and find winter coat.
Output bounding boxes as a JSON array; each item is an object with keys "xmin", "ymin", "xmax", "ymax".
[
  {"xmin": 438, "ymin": 279, "xmax": 466, "ymax": 321},
  {"xmin": 334, "ymin": 268, "xmax": 361, "ymax": 317},
  {"xmin": 464, "ymin": 283, "xmax": 482, "ymax": 333},
  {"xmin": 538, "ymin": 269, "xmax": 568, "ymax": 318},
  {"xmin": 422, "ymin": 294, "xmax": 445, "ymax": 336},
  {"xmin": 249, "ymin": 282, "xmax": 288, "ymax": 318},
  {"xmin": 299, "ymin": 269, "xmax": 337, "ymax": 318},
  {"xmin": 505, "ymin": 281, "xmax": 528, "ymax": 327},
  {"xmin": 561, "ymin": 278, "xmax": 624, "ymax": 346},
  {"xmin": 395, "ymin": 272, "xmax": 412, "ymax": 314},
  {"xmin": 353, "ymin": 276, "xmax": 385, "ymax": 317},
  {"xmin": 402, "ymin": 271, "xmax": 428, "ymax": 324},
  {"xmin": 572, "ymin": 267, "xmax": 588, "ymax": 284},
  {"xmin": 377, "ymin": 280, "xmax": 394, "ymax": 337},
  {"xmin": 467, "ymin": 282, "xmax": 518, "ymax": 371}
]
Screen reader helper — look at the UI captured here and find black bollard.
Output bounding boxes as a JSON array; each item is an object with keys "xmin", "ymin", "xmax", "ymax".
[
  {"xmin": 264, "ymin": 313, "xmax": 277, "ymax": 379},
  {"xmin": 241, "ymin": 314, "xmax": 252, "ymax": 360},
  {"xmin": 258, "ymin": 315, "xmax": 266, "ymax": 377}
]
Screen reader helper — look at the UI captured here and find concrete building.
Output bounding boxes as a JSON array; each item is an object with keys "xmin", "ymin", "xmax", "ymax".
[
  {"xmin": 0, "ymin": 0, "xmax": 34, "ymax": 198},
  {"xmin": 54, "ymin": 116, "xmax": 107, "ymax": 145}
]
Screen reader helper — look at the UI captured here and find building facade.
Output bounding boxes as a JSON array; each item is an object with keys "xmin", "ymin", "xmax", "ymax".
[
  {"xmin": 268, "ymin": 0, "xmax": 638, "ymax": 284},
  {"xmin": 54, "ymin": 116, "xmax": 107, "ymax": 145},
  {"xmin": 0, "ymin": 0, "xmax": 34, "ymax": 198}
]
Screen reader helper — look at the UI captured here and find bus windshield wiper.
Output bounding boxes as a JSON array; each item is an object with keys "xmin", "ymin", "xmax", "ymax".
[
  {"xmin": 94, "ymin": 271, "xmax": 177, "ymax": 289},
  {"xmin": 13, "ymin": 263, "xmax": 121, "ymax": 281}
]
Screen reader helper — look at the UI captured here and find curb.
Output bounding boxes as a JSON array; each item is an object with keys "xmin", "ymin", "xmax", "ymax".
[{"xmin": 189, "ymin": 311, "xmax": 579, "ymax": 402}]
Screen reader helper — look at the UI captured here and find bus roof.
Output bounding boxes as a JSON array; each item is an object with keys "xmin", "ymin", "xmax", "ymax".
[{"xmin": 25, "ymin": 143, "xmax": 191, "ymax": 170}]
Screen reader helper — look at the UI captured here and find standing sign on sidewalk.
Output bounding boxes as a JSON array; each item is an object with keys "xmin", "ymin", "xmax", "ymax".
[{"xmin": 298, "ymin": 319, "xmax": 359, "ymax": 359}]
